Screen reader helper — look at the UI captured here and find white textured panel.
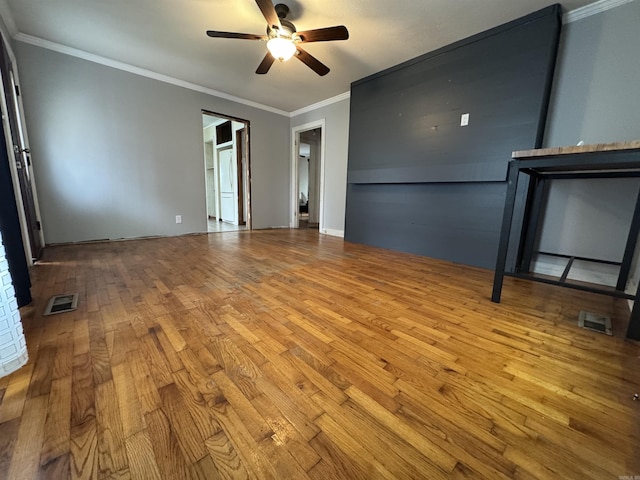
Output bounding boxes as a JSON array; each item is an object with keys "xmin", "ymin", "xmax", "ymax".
[{"xmin": 0, "ymin": 231, "xmax": 28, "ymax": 378}]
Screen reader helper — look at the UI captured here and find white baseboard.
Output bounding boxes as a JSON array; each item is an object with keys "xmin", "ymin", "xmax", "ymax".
[{"xmin": 321, "ymin": 228, "xmax": 344, "ymax": 238}]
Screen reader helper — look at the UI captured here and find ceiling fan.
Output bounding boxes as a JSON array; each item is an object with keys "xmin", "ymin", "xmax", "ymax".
[{"xmin": 206, "ymin": 0, "xmax": 349, "ymax": 76}]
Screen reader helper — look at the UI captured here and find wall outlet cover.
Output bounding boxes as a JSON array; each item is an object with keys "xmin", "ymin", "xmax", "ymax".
[
  {"xmin": 461, "ymin": 113, "xmax": 470, "ymax": 126},
  {"xmin": 175, "ymin": 215, "xmax": 182, "ymax": 224}
]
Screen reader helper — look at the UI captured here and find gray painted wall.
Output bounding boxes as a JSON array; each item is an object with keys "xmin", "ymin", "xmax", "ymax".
[
  {"xmin": 15, "ymin": 42, "xmax": 290, "ymax": 244},
  {"xmin": 291, "ymin": 98, "xmax": 350, "ymax": 235},
  {"xmin": 539, "ymin": 1, "xmax": 640, "ymax": 273}
]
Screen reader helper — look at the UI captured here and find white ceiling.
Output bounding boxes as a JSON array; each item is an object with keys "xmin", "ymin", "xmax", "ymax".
[{"xmin": 3, "ymin": 0, "xmax": 605, "ymax": 113}]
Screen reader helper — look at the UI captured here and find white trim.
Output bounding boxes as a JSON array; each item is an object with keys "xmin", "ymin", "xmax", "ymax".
[
  {"xmin": 321, "ymin": 228, "xmax": 344, "ymax": 238},
  {"xmin": 290, "ymin": 91, "xmax": 350, "ymax": 117},
  {"xmin": 291, "ymin": 119, "xmax": 326, "ymax": 232},
  {"xmin": 0, "ymin": 0, "xmax": 17, "ymax": 38},
  {"xmin": 12, "ymin": 32, "xmax": 351, "ymax": 119},
  {"xmin": 14, "ymin": 33, "xmax": 291, "ymax": 117},
  {"xmin": 564, "ymin": 0, "xmax": 636, "ymax": 23},
  {"xmin": 317, "ymin": 129, "xmax": 326, "ymax": 233}
]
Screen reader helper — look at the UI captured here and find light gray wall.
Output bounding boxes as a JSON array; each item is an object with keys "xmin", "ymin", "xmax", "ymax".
[
  {"xmin": 15, "ymin": 42, "xmax": 290, "ymax": 244},
  {"xmin": 545, "ymin": 1, "xmax": 640, "ymax": 145},
  {"xmin": 539, "ymin": 0, "xmax": 640, "ymax": 271},
  {"xmin": 291, "ymin": 98, "xmax": 350, "ymax": 234}
]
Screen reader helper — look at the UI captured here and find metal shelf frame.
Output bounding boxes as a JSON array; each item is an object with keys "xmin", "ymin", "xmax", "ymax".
[{"xmin": 491, "ymin": 142, "xmax": 640, "ymax": 340}]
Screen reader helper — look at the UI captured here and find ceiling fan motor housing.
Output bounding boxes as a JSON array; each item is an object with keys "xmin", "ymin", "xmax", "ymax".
[
  {"xmin": 268, "ymin": 19, "xmax": 297, "ymax": 40},
  {"xmin": 274, "ymin": 4, "xmax": 290, "ymax": 19}
]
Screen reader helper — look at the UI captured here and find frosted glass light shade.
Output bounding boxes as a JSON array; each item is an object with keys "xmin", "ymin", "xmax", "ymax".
[
  {"xmin": 0, "ymin": 231, "xmax": 28, "ymax": 379},
  {"xmin": 267, "ymin": 37, "xmax": 296, "ymax": 61}
]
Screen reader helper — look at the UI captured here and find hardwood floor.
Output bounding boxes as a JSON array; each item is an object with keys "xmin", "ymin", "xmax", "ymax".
[{"xmin": 1, "ymin": 229, "xmax": 639, "ymax": 479}]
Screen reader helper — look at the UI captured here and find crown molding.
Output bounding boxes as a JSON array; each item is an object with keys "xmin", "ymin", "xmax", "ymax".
[
  {"xmin": 10, "ymin": 0, "xmax": 634, "ymax": 119},
  {"xmin": 564, "ymin": 0, "xmax": 636, "ymax": 23},
  {"xmin": 290, "ymin": 91, "xmax": 350, "ymax": 117},
  {"xmin": 0, "ymin": 0, "xmax": 17, "ymax": 37},
  {"xmin": 14, "ymin": 33, "xmax": 291, "ymax": 117}
]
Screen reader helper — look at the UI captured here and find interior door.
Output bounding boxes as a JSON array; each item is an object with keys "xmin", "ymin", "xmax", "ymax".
[
  {"xmin": 0, "ymin": 40, "xmax": 42, "ymax": 259},
  {"xmin": 218, "ymin": 147, "xmax": 236, "ymax": 224}
]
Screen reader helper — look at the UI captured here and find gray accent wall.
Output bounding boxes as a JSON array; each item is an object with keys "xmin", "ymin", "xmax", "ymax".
[
  {"xmin": 15, "ymin": 42, "xmax": 291, "ymax": 244},
  {"xmin": 539, "ymin": 0, "xmax": 640, "ymax": 269},
  {"xmin": 291, "ymin": 98, "xmax": 350, "ymax": 235},
  {"xmin": 345, "ymin": 6, "xmax": 561, "ymax": 269}
]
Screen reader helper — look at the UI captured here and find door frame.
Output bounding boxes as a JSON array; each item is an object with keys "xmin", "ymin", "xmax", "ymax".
[
  {"xmin": 290, "ymin": 119, "xmax": 325, "ymax": 230},
  {"xmin": 235, "ymin": 128, "xmax": 246, "ymax": 225},
  {"xmin": 201, "ymin": 109, "xmax": 252, "ymax": 230},
  {"xmin": 0, "ymin": 35, "xmax": 44, "ymax": 263}
]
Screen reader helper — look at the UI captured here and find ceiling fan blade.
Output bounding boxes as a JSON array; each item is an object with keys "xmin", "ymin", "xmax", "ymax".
[
  {"xmin": 295, "ymin": 46, "xmax": 330, "ymax": 76},
  {"xmin": 206, "ymin": 31, "xmax": 267, "ymax": 40},
  {"xmin": 256, "ymin": 52, "xmax": 276, "ymax": 74},
  {"xmin": 255, "ymin": 0, "xmax": 281, "ymax": 29},
  {"xmin": 296, "ymin": 26, "xmax": 349, "ymax": 43}
]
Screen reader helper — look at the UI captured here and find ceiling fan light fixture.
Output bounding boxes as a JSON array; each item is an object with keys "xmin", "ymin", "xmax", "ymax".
[
  {"xmin": 267, "ymin": 36, "xmax": 296, "ymax": 62},
  {"xmin": 206, "ymin": 0, "xmax": 347, "ymax": 75}
]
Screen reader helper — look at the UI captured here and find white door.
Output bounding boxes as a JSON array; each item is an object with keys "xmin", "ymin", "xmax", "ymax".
[{"xmin": 218, "ymin": 147, "xmax": 236, "ymax": 223}]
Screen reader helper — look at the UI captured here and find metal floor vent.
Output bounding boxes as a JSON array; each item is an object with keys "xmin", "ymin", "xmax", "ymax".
[
  {"xmin": 578, "ymin": 311, "xmax": 612, "ymax": 335},
  {"xmin": 44, "ymin": 293, "xmax": 78, "ymax": 316}
]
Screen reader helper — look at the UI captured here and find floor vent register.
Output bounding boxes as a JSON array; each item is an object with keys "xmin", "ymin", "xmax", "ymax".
[
  {"xmin": 578, "ymin": 310, "xmax": 612, "ymax": 335},
  {"xmin": 44, "ymin": 293, "xmax": 78, "ymax": 316}
]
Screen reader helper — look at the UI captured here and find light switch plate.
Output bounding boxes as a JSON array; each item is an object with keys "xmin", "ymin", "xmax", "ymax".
[{"xmin": 461, "ymin": 113, "xmax": 470, "ymax": 126}]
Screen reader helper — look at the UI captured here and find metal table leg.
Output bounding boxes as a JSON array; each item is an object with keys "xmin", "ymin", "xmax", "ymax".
[{"xmin": 492, "ymin": 162, "xmax": 520, "ymax": 303}]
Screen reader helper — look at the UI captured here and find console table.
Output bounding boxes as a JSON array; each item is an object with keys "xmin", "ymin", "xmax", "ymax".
[{"xmin": 491, "ymin": 140, "xmax": 640, "ymax": 340}]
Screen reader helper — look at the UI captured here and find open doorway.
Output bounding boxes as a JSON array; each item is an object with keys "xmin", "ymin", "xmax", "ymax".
[
  {"xmin": 291, "ymin": 120, "xmax": 325, "ymax": 231},
  {"xmin": 202, "ymin": 111, "xmax": 251, "ymax": 233}
]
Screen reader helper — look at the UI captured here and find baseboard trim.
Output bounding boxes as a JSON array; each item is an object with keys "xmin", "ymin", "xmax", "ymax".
[{"xmin": 321, "ymin": 228, "xmax": 345, "ymax": 238}]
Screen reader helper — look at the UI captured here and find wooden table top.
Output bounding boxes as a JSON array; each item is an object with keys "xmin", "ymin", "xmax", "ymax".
[{"xmin": 513, "ymin": 140, "xmax": 640, "ymax": 159}]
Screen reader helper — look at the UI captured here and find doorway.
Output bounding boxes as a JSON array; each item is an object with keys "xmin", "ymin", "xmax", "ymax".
[
  {"xmin": 291, "ymin": 121, "xmax": 325, "ymax": 231},
  {"xmin": 202, "ymin": 111, "xmax": 251, "ymax": 233}
]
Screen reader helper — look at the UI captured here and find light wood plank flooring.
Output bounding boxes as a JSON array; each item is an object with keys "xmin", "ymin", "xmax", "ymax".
[{"xmin": 1, "ymin": 229, "xmax": 639, "ymax": 479}]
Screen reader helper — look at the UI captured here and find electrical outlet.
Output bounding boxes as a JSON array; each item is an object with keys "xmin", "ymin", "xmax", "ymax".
[
  {"xmin": 461, "ymin": 113, "xmax": 470, "ymax": 126},
  {"xmin": 175, "ymin": 215, "xmax": 182, "ymax": 224}
]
